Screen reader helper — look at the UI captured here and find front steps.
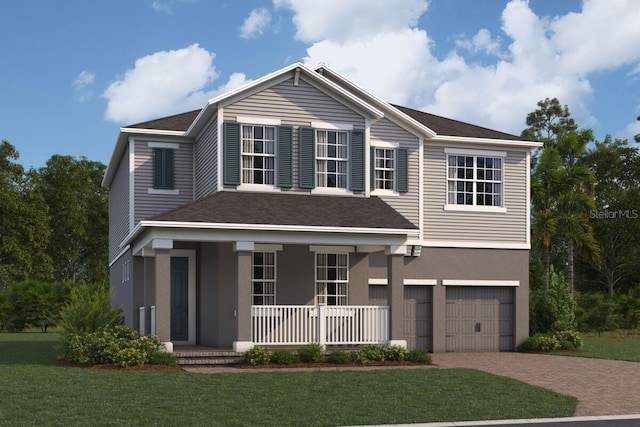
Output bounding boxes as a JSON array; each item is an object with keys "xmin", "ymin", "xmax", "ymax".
[{"xmin": 173, "ymin": 348, "xmax": 243, "ymax": 367}]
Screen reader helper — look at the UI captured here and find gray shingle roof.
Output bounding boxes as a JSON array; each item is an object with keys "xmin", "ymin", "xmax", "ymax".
[
  {"xmin": 151, "ymin": 191, "xmax": 417, "ymax": 230},
  {"xmin": 124, "ymin": 105, "xmax": 521, "ymax": 141},
  {"xmin": 391, "ymin": 104, "xmax": 522, "ymax": 141},
  {"xmin": 127, "ymin": 110, "xmax": 200, "ymax": 131}
]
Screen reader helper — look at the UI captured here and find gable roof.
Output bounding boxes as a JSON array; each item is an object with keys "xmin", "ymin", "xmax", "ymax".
[
  {"xmin": 128, "ymin": 110, "xmax": 200, "ymax": 131},
  {"xmin": 391, "ymin": 105, "xmax": 521, "ymax": 141},
  {"xmin": 149, "ymin": 191, "xmax": 417, "ymax": 231}
]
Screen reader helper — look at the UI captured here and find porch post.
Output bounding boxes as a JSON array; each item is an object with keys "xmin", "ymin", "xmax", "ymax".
[
  {"xmin": 154, "ymin": 248, "xmax": 172, "ymax": 352},
  {"xmin": 234, "ymin": 242, "xmax": 254, "ymax": 352},
  {"xmin": 387, "ymin": 246, "xmax": 407, "ymax": 348}
]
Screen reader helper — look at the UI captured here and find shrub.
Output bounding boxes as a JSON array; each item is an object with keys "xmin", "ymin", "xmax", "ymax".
[
  {"xmin": 326, "ymin": 350, "xmax": 350, "ymax": 364},
  {"xmin": 518, "ymin": 333, "xmax": 560, "ymax": 352},
  {"xmin": 243, "ymin": 346, "xmax": 271, "ymax": 366},
  {"xmin": 297, "ymin": 343, "xmax": 324, "ymax": 363},
  {"xmin": 60, "ymin": 325, "xmax": 170, "ymax": 367},
  {"xmin": 60, "ymin": 282, "xmax": 122, "ymax": 334},
  {"xmin": 383, "ymin": 345, "xmax": 407, "ymax": 361},
  {"xmin": 406, "ymin": 348, "xmax": 432, "ymax": 364},
  {"xmin": 553, "ymin": 329, "xmax": 583, "ymax": 350},
  {"xmin": 351, "ymin": 345, "xmax": 386, "ymax": 364},
  {"xmin": 271, "ymin": 349, "xmax": 296, "ymax": 365},
  {"xmin": 530, "ymin": 268, "xmax": 577, "ymax": 335},
  {"xmin": 576, "ymin": 293, "xmax": 618, "ymax": 333}
]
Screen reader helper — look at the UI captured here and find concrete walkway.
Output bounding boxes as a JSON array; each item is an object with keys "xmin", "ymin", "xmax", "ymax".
[{"xmin": 431, "ymin": 353, "xmax": 640, "ymax": 417}]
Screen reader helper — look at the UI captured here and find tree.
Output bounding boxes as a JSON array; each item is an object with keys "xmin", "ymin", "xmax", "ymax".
[
  {"xmin": 634, "ymin": 115, "xmax": 640, "ymax": 143},
  {"xmin": 581, "ymin": 136, "xmax": 640, "ymax": 294},
  {"xmin": 521, "ymin": 98, "xmax": 578, "ymax": 147},
  {"xmin": 0, "ymin": 141, "xmax": 52, "ymax": 289},
  {"xmin": 36, "ymin": 156, "xmax": 109, "ymax": 283},
  {"xmin": 526, "ymin": 102, "xmax": 600, "ymax": 290}
]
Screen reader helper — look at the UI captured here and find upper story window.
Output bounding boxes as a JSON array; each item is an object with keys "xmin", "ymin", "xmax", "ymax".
[
  {"xmin": 446, "ymin": 150, "xmax": 504, "ymax": 208},
  {"xmin": 316, "ymin": 130, "xmax": 348, "ymax": 189},
  {"xmin": 153, "ymin": 147, "xmax": 174, "ymax": 190},
  {"xmin": 241, "ymin": 125, "xmax": 276, "ymax": 185},
  {"xmin": 252, "ymin": 252, "xmax": 276, "ymax": 305},
  {"xmin": 374, "ymin": 148, "xmax": 395, "ymax": 190}
]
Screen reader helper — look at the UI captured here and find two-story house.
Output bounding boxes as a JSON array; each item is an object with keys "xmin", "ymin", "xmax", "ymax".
[{"xmin": 103, "ymin": 63, "xmax": 541, "ymax": 353}]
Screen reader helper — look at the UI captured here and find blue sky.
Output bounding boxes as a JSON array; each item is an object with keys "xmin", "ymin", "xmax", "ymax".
[{"xmin": 1, "ymin": 0, "xmax": 639, "ymax": 170}]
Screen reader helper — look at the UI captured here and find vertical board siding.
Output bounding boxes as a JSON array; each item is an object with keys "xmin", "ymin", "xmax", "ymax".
[
  {"xmin": 424, "ymin": 145, "xmax": 528, "ymax": 243},
  {"xmin": 224, "ymin": 77, "xmax": 366, "ymax": 191},
  {"xmin": 134, "ymin": 140, "xmax": 194, "ymax": 223},
  {"xmin": 194, "ymin": 115, "xmax": 218, "ymax": 199},
  {"xmin": 109, "ymin": 149, "xmax": 130, "ymax": 261},
  {"xmin": 370, "ymin": 117, "xmax": 420, "ymax": 227}
]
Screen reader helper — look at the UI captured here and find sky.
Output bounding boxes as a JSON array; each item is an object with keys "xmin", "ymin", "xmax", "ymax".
[{"xmin": 1, "ymin": 0, "xmax": 639, "ymax": 170}]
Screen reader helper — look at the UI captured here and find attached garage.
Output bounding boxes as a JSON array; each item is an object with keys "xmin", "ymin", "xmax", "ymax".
[
  {"xmin": 403, "ymin": 286, "xmax": 433, "ymax": 351},
  {"xmin": 445, "ymin": 286, "xmax": 514, "ymax": 352}
]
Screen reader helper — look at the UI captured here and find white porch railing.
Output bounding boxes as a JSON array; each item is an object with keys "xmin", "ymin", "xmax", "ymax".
[{"xmin": 251, "ymin": 305, "xmax": 389, "ymax": 346}]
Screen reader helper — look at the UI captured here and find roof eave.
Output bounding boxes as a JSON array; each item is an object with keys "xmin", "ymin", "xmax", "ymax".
[{"xmin": 430, "ymin": 134, "xmax": 543, "ymax": 148}]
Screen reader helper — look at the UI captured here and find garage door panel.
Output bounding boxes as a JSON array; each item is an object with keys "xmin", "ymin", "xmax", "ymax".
[
  {"xmin": 445, "ymin": 287, "xmax": 514, "ymax": 352},
  {"xmin": 403, "ymin": 287, "xmax": 432, "ymax": 351}
]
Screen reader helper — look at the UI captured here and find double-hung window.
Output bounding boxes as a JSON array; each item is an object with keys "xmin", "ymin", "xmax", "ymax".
[
  {"xmin": 446, "ymin": 149, "xmax": 504, "ymax": 208},
  {"xmin": 316, "ymin": 130, "xmax": 348, "ymax": 189},
  {"xmin": 251, "ymin": 252, "xmax": 276, "ymax": 305},
  {"xmin": 241, "ymin": 125, "xmax": 276, "ymax": 185},
  {"xmin": 374, "ymin": 148, "xmax": 395, "ymax": 190},
  {"xmin": 315, "ymin": 253, "xmax": 348, "ymax": 306}
]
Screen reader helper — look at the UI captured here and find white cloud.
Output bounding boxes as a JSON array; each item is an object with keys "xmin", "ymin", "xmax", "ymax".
[
  {"xmin": 73, "ymin": 70, "xmax": 95, "ymax": 102},
  {"xmin": 289, "ymin": 0, "xmax": 640, "ymax": 135},
  {"xmin": 103, "ymin": 44, "xmax": 250, "ymax": 124},
  {"xmin": 274, "ymin": 0, "xmax": 428, "ymax": 43},
  {"xmin": 240, "ymin": 8, "xmax": 272, "ymax": 39},
  {"xmin": 151, "ymin": 0, "xmax": 198, "ymax": 14}
]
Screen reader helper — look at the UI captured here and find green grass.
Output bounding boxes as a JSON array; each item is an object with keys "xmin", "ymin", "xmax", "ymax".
[
  {"xmin": 0, "ymin": 333, "xmax": 576, "ymax": 426},
  {"xmin": 555, "ymin": 330, "xmax": 640, "ymax": 362}
]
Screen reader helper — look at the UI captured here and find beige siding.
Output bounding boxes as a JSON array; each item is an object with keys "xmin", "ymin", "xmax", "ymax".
[
  {"xmin": 134, "ymin": 140, "xmax": 194, "ymax": 222},
  {"xmin": 195, "ymin": 115, "xmax": 218, "ymax": 199},
  {"xmin": 424, "ymin": 145, "xmax": 528, "ymax": 243},
  {"xmin": 108, "ymin": 149, "xmax": 130, "ymax": 261},
  {"xmin": 371, "ymin": 117, "xmax": 420, "ymax": 227},
  {"xmin": 224, "ymin": 77, "xmax": 366, "ymax": 192}
]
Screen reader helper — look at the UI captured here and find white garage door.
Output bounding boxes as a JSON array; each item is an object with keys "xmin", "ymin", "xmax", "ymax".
[{"xmin": 445, "ymin": 287, "xmax": 514, "ymax": 352}]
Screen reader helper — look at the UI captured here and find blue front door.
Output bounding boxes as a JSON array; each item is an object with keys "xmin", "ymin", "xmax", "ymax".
[{"xmin": 170, "ymin": 257, "xmax": 189, "ymax": 341}]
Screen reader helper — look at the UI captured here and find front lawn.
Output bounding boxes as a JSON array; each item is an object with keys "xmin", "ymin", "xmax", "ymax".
[
  {"xmin": 0, "ymin": 333, "xmax": 576, "ymax": 426},
  {"xmin": 555, "ymin": 330, "xmax": 640, "ymax": 362}
]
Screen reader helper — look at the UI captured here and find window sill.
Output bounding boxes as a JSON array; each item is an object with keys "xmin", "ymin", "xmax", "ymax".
[
  {"xmin": 443, "ymin": 204, "xmax": 507, "ymax": 213},
  {"xmin": 148, "ymin": 188, "xmax": 179, "ymax": 195},
  {"xmin": 311, "ymin": 187, "xmax": 353, "ymax": 196},
  {"xmin": 236, "ymin": 184, "xmax": 281, "ymax": 193},
  {"xmin": 371, "ymin": 189, "xmax": 400, "ymax": 197}
]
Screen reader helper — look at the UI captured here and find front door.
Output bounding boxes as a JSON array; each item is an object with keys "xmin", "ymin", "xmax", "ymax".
[{"xmin": 170, "ymin": 257, "xmax": 189, "ymax": 341}]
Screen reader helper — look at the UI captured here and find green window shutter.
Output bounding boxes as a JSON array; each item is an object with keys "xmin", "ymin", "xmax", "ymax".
[
  {"xmin": 370, "ymin": 147, "xmax": 375, "ymax": 191},
  {"xmin": 223, "ymin": 122, "xmax": 240, "ymax": 186},
  {"xmin": 397, "ymin": 148, "xmax": 408, "ymax": 193},
  {"xmin": 153, "ymin": 148, "xmax": 174, "ymax": 189},
  {"xmin": 299, "ymin": 127, "xmax": 315, "ymax": 189},
  {"xmin": 349, "ymin": 130, "xmax": 365, "ymax": 191},
  {"xmin": 277, "ymin": 126, "xmax": 293, "ymax": 188}
]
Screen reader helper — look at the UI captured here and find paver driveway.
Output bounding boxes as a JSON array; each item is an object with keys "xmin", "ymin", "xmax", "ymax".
[{"xmin": 431, "ymin": 352, "xmax": 640, "ymax": 416}]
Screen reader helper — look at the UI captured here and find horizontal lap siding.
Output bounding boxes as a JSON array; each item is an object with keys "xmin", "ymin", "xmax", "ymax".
[
  {"xmin": 371, "ymin": 117, "xmax": 420, "ymax": 227},
  {"xmin": 195, "ymin": 115, "xmax": 218, "ymax": 199},
  {"xmin": 224, "ymin": 77, "xmax": 365, "ymax": 192},
  {"xmin": 134, "ymin": 140, "xmax": 194, "ymax": 222},
  {"xmin": 109, "ymin": 150, "xmax": 130, "ymax": 261},
  {"xmin": 424, "ymin": 145, "xmax": 527, "ymax": 243}
]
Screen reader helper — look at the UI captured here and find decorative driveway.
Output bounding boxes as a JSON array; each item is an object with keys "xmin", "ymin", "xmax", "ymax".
[{"xmin": 431, "ymin": 352, "xmax": 640, "ymax": 416}]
